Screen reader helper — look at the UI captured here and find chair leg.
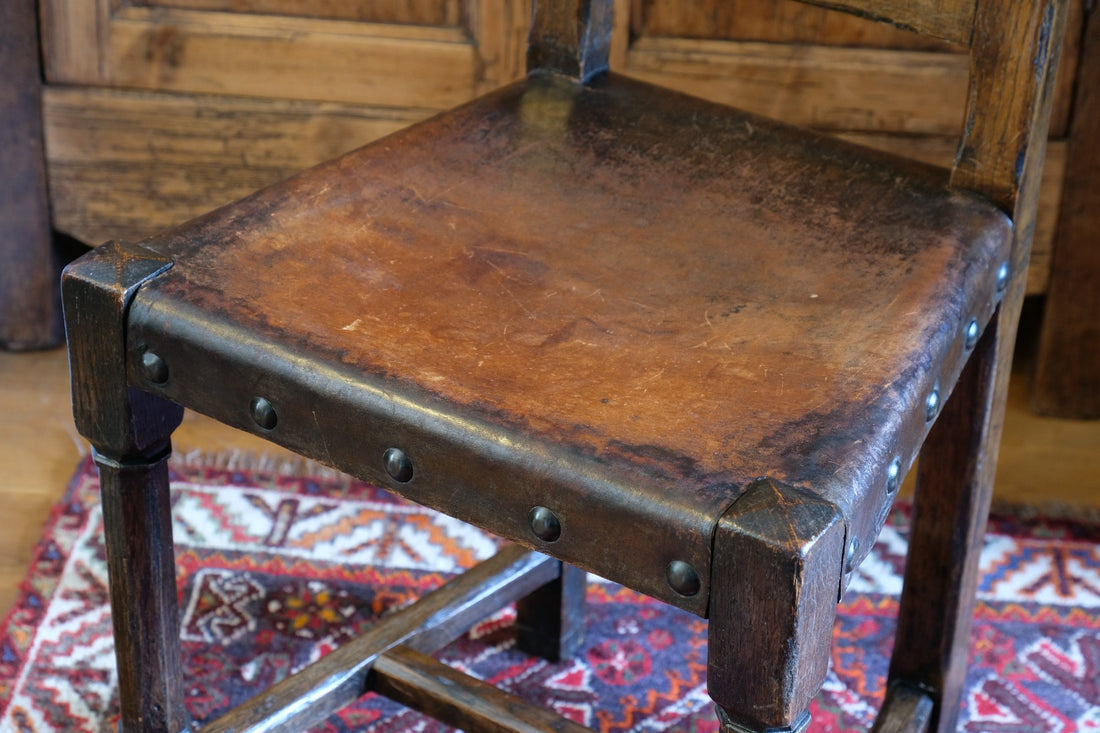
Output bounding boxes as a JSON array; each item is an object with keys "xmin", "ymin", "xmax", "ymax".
[
  {"xmin": 97, "ymin": 446, "xmax": 191, "ymax": 733},
  {"xmin": 515, "ymin": 560, "xmax": 587, "ymax": 662},
  {"xmin": 708, "ymin": 479, "xmax": 846, "ymax": 733},
  {"xmin": 62, "ymin": 242, "xmax": 190, "ymax": 732},
  {"xmin": 880, "ymin": 316, "xmax": 1003, "ymax": 733}
]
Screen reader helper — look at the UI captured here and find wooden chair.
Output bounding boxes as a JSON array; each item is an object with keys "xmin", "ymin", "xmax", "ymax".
[{"xmin": 62, "ymin": 1, "xmax": 1068, "ymax": 731}]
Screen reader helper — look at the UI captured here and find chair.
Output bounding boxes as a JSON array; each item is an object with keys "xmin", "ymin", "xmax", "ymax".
[{"xmin": 62, "ymin": 0, "xmax": 1068, "ymax": 731}]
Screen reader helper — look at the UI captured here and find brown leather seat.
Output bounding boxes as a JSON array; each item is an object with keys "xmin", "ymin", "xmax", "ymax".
[
  {"xmin": 63, "ymin": 1, "xmax": 1069, "ymax": 732},
  {"xmin": 125, "ymin": 71, "xmax": 1008, "ymax": 613}
]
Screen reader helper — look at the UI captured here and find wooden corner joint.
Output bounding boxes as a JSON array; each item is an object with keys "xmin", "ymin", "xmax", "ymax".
[
  {"xmin": 706, "ymin": 478, "xmax": 848, "ymax": 731},
  {"xmin": 62, "ymin": 241, "xmax": 181, "ymax": 457},
  {"xmin": 717, "ymin": 477, "xmax": 849, "ymax": 602}
]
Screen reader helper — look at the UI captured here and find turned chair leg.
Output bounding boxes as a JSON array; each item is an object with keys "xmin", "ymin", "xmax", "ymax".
[
  {"xmin": 877, "ymin": 316, "xmax": 1003, "ymax": 733},
  {"xmin": 63, "ymin": 242, "xmax": 190, "ymax": 732},
  {"xmin": 97, "ymin": 445, "xmax": 190, "ymax": 733},
  {"xmin": 708, "ymin": 479, "xmax": 847, "ymax": 733},
  {"xmin": 515, "ymin": 561, "xmax": 587, "ymax": 662}
]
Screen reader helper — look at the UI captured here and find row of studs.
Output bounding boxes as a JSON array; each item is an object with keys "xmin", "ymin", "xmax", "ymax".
[{"xmin": 134, "ymin": 263, "xmax": 1006, "ymax": 600}]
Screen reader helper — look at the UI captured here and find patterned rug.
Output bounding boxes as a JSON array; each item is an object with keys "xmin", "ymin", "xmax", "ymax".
[{"xmin": 2, "ymin": 456, "xmax": 1098, "ymax": 733}]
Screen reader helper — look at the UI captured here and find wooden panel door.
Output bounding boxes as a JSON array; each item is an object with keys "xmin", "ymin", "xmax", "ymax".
[
  {"xmin": 40, "ymin": 0, "xmax": 529, "ymax": 106},
  {"xmin": 40, "ymin": 0, "xmax": 530, "ymax": 245}
]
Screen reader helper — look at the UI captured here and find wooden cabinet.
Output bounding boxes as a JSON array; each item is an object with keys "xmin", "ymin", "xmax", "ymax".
[{"xmin": 39, "ymin": 0, "xmax": 531, "ymax": 244}]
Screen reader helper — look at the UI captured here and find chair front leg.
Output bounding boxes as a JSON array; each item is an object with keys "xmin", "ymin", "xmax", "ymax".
[
  {"xmin": 707, "ymin": 479, "xmax": 846, "ymax": 733},
  {"xmin": 97, "ymin": 444, "xmax": 190, "ymax": 733},
  {"xmin": 63, "ymin": 242, "xmax": 189, "ymax": 732}
]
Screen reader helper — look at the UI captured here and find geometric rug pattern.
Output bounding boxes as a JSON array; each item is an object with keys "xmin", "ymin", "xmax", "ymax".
[{"xmin": 2, "ymin": 457, "xmax": 1098, "ymax": 732}]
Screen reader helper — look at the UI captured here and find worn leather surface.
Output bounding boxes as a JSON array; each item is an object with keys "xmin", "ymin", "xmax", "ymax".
[{"xmin": 125, "ymin": 71, "xmax": 1011, "ymax": 611}]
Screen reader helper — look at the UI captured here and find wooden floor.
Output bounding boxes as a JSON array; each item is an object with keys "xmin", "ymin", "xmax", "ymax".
[{"xmin": 2, "ymin": 330, "xmax": 1098, "ymax": 618}]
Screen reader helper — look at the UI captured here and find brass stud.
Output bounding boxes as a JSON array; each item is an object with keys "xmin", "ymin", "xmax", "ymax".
[
  {"xmin": 384, "ymin": 448, "xmax": 414, "ymax": 483},
  {"xmin": 996, "ymin": 262, "xmax": 1010, "ymax": 292},
  {"xmin": 846, "ymin": 537, "xmax": 862, "ymax": 573},
  {"xmin": 528, "ymin": 506, "xmax": 561, "ymax": 542},
  {"xmin": 925, "ymin": 386, "xmax": 941, "ymax": 422},
  {"xmin": 886, "ymin": 457, "xmax": 902, "ymax": 495},
  {"xmin": 666, "ymin": 560, "xmax": 701, "ymax": 597},
  {"xmin": 140, "ymin": 351, "xmax": 169, "ymax": 385},
  {"xmin": 965, "ymin": 318, "xmax": 980, "ymax": 350},
  {"xmin": 250, "ymin": 397, "xmax": 278, "ymax": 430}
]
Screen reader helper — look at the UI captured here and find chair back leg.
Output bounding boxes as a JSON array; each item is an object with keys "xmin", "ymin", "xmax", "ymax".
[{"xmin": 883, "ymin": 310, "xmax": 1003, "ymax": 733}]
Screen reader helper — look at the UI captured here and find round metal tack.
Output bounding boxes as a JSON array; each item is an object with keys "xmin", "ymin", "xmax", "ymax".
[
  {"xmin": 140, "ymin": 351, "xmax": 169, "ymax": 385},
  {"xmin": 250, "ymin": 396, "xmax": 278, "ymax": 430},
  {"xmin": 528, "ymin": 506, "xmax": 562, "ymax": 542},
  {"xmin": 384, "ymin": 448, "xmax": 415, "ymax": 483},
  {"xmin": 666, "ymin": 560, "xmax": 701, "ymax": 597}
]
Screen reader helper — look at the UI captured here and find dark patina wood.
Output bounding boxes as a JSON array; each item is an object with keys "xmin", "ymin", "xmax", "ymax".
[
  {"xmin": 0, "ymin": 0, "xmax": 63, "ymax": 350},
  {"xmin": 62, "ymin": 241, "xmax": 189, "ymax": 733},
  {"xmin": 96, "ymin": 450, "xmax": 191, "ymax": 733},
  {"xmin": 708, "ymin": 479, "xmax": 846, "ymax": 732},
  {"xmin": 61, "ymin": 0, "xmax": 1071, "ymax": 731},
  {"xmin": 516, "ymin": 562, "xmax": 587, "ymax": 662},
  {"xmin": 885, "ymin": 0, "xmax": 1069, "ymax": 730},
  {"xmin": 1033, "ymin": 4, "xmax": 1100, "ymax": 418},
  {"xmin": 871, "ymin": 684, "xmax": 934, "ymax": 733},
  {"xmin": 527, "ymin": 0, "xmax": 612, "ymax": 79},
  {"xmin": 195, "ymin": 546, "xmax": 558, "ymax": 733},
  {"xmin": 372, "ymin": 645, "xmax": 592, "ymax": 733}
]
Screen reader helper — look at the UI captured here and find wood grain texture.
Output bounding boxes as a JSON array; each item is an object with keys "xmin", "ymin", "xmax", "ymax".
[
  {"xmin": 707, "ymin": 479, "xmax": 846, "ymax": 730},
  {"xmin": 97, "ymin": 451, "xmax": 191, "ymax": 733},
  {"xmin": 620, "ymin": 36, "xmax": 972, "ymax": 134},
  {"xmin": 41, "ymin": 1, "xmax": 480, "ymax": 107},
  {"xmin": 796, "ymin": 0, "xmax": 975, "ymax": 45},
  {"xmin": 469, "ymin": 0, "xmax": 533, "ymax": 93},
  {"xmin": 103, "ymin": 7, "xmax": 476, "ymax": 108},
  {"xmin": 623, "ymin": 0, "xmax": 1081, "ymax": 137},
  {"xmin": 42, "ymin": 87, "xmax": 432, "ymax": 245},
  {"xmin": 951, "ymin": 0, "xmax": 1068, "ymax": 213},
  {"xmin": 634, "ymin": 0, "xmax": 962, "ymax": 50},
  {"xmin": 131, "ymin": 0, "xmax": 464, "ymax": 25},
  {"xmin": 0, "ymin": 0, "xmax": 63, "ymax": 349},
  {"xmin": 889, "ymin": 0, "xmax": 1070, "ymax": 730},
  {"xmin": 1032, "ymin": 4, "xmax": 1100, "ymax": 418}
]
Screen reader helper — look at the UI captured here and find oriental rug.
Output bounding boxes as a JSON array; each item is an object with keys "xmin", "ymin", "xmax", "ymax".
[{"xmin": 2, "ymin": 456, "xmax": 1098, "ymax": 732}]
